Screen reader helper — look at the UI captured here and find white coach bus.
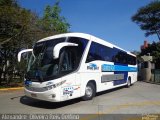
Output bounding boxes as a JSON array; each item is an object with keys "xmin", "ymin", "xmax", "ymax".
[{"xmin": 18, "ymin": 33, "xmax": 137, "ymax": 102}]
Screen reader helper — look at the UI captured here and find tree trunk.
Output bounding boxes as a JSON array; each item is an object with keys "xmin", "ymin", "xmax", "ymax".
[{"xmin": 155, "ymin": 30, "xmax": 160, "ymax": 41}]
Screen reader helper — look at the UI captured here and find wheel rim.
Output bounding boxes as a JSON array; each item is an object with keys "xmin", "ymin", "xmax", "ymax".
[{"xmin": 85, "ymin": 86, "xmax": 93, "ymax": 97}]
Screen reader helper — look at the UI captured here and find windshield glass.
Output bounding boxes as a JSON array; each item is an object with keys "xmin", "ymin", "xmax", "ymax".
[
  {"xmin": 26, "ymin": 37, "xmax": 88, "ymax": 82},
  {"xmin": 26, "ymin": 38, "xmax": 65, "ymax": 81}
]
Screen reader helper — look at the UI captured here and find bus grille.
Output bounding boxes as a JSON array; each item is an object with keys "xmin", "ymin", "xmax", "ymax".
[{"xmin": 25, "ymin": 86, "xmax": 48, "ymax": 92}]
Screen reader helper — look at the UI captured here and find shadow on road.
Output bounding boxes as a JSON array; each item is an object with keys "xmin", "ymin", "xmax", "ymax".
[
  {"xmin": 20, "ymin": 96, "xmax": 81, "ymax": 109},
  {"xmin": 96, "ymin": 86, "xmax": 126, "ymax": 97},
  {"xmin": 19, "ymin": 86, "xmax": 127, "ymax": 109}
]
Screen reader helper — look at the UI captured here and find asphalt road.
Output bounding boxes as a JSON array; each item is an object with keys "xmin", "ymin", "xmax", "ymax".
[{"xmin": 0, "ymin": 81, "xmax": 160, "ymax": 115}]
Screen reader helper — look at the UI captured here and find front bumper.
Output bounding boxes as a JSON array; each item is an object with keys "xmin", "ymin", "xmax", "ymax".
[{"xmin": 24, "ymin": 87, "xmax": 61, "ymax": 102}]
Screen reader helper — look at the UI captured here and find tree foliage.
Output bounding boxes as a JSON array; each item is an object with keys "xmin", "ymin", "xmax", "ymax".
[
  {"xmin": 132, "ymin": 1, "xmax": 160, "ymax": 40},
  {"xmin": 140, "ymin": 42, "xmax": 160, "ymax": 68},
  {"xmin": 38, "ymin": 0, "xmax": 70, "ymax": 34},
  {"xmin": 0, "ymin": 0, "xmax": 70, "ymax": 86}
]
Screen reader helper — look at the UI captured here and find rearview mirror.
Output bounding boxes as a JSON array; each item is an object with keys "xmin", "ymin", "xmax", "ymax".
[
  {"xmin": 18, "ymin": 49, "xmax": 33, "ymax": 62},
  {"xmin": 53, "ymin": 42, "xmax": 78, "ymax": 59}
]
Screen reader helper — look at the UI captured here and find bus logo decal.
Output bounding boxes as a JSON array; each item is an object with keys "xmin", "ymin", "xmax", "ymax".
[
  {"xmin": 63, "ymin": 86, "xmax": 74, "ymax": 96},
  {"xmin": 63, "ymin": 86, "xmax": 80, "ymax": 96},
  {"xmin": 87, "ymin": 63, "xmax": 99, "ymax": 70}
]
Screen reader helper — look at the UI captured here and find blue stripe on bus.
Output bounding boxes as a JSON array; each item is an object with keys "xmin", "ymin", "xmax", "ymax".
[{"xmin": 101, "ymin": 64, "xmax": 137, "ymax": 72}]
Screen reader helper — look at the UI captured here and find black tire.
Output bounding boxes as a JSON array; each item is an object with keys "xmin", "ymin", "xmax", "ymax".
[
  {"xmin": 82, "ymin": 82, "xmax": 96, "ymax": 101},
  {"xmin": 127, "ymin": 79, "xmax": 131, "ymax": 88}
]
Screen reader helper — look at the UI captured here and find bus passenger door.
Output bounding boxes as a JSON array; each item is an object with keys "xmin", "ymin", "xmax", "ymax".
[{"xmin": 60, "ymin": 48, "xmax": 81, "ymax": 100}]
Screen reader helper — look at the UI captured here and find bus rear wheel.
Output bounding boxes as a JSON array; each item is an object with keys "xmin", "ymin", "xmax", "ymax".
[
  {"xmin": 82, "ymin": 82, "xmax": 96, "ymax": 101},
  {"xmin": 127, "ymin": 79, "xmax": 131, "ymax": 88}
]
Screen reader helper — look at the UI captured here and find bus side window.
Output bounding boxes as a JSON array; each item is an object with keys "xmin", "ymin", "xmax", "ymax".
[
  {"xmin": 86, "ymin": 42, "xmax": 136, "ymax": 65},
  {"xmin": 86, "ymin": 42, "xmax": 113, "ymax": 63},
  {"xmin": 86, "ymin": 42, "xmax": 101, "ymax": 62}
]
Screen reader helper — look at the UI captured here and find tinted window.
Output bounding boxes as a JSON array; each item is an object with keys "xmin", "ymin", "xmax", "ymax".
[
  {"xmin": 127, "ymin": 54, "xmax": 136, "ymax": 65},
  {"xmin": 66, "ymin": 37, "xmax": 88, "ymax": 70},
  {"xmin": 112, "ymin": 48, "xmax": 127, "ymax": 64},
  {"xmin": 60, "ymin": 47, "xmax": 77, "ymax": 73},
  {"xmin": 86, "ymin": 42, "xmax": 104, "ymax": 62},
  {"xmin": 68, "ymin": 37, "xmax": 88, "ymax": 57},
  {"xmin": 26, "ymin": 37, "xmax": 88, "ymax": 81},
  {"xmin": 86, "ymin": 42, "xmax": 136, "ymax": 65}
]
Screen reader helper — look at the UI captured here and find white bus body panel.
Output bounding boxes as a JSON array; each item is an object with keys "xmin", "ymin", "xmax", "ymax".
[{"xmin": 24, "ymin": 33, "xmax": 137, "ymax": 102}]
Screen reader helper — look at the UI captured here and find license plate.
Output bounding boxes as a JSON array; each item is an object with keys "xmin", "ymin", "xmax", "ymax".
[{"xmin": 31, "ymin": 93, "xmax": 37, "ymax": 97}]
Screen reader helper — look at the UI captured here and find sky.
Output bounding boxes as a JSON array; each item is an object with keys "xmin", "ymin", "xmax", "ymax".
[{"xmin": 19, "ymin": 0, "xmax": 158, "ymax": 51}]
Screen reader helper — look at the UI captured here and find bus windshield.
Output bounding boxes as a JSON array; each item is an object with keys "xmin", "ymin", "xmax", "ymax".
[
  {"xmin": 26, "ymin": 38, "xmax": 65, "ymax": 81},
  {"xmin": 25, "ymin": 37, "xmax": 88, "ymax": 82}
]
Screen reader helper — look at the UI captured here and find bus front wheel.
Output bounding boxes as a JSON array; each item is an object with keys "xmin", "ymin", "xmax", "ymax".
[{"xmin": 82, "ymin": 82, "xmax": 96, "ymax": 100}]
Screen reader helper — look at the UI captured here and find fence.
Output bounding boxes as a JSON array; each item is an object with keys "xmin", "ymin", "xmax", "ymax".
[{"xmin": 151, "ymin": 69, "xmax": 160, "ymax": 83}]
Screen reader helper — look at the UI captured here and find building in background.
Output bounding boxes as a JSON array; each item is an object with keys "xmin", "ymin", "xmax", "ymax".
[{"xmin": 139, "ymin": 40, "xmax": 160, "ymax": 83}]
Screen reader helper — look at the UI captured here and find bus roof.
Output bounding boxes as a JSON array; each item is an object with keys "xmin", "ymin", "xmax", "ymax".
[{"xmin": 37, "ymin": 32, "xmax": 136, "ymax": 57}]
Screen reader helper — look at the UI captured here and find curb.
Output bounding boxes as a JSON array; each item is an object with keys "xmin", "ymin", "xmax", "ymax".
[
  {"xmin": 0, "ymin": 87, "xmax": 24, "ymax": 91},
  {"xmin": 140, "ymin": 81, "xmax": 160, "ymax": 85}
]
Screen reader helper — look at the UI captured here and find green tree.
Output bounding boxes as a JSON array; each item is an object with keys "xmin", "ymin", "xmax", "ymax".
[
  {"xmin": 132, "ymin": 1, "xmax": 160, "ymax": 40},
  {"xmin": 38, "ymin": 0, "xmax": 70, "ymax": 34},
  {"xmin": 0, "ymin": 0, "xmax": 71, "ymax": 86},
  {"xmin": 0, "ymin": 0, "xmax": 42, "ymax": 85}
]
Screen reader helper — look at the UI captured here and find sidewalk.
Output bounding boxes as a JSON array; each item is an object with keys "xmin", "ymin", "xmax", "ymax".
[{"xmin": 0, "ymin": 87, "xmax": 24, "ymax": 92}]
